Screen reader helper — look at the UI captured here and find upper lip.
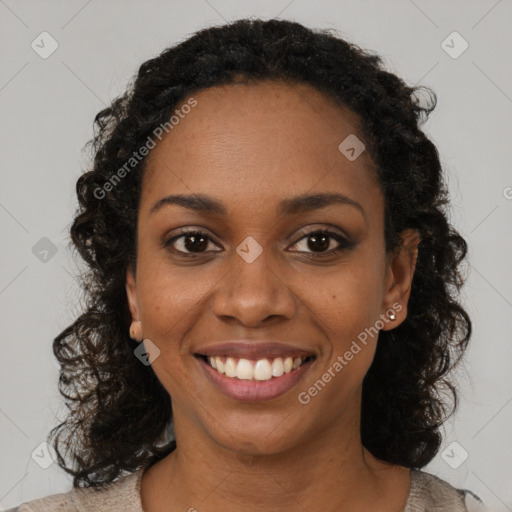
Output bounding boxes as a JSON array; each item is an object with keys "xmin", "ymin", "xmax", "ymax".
[{"xmin": 195, "ymin": 340, "xmax": 315, "ymax": 360}]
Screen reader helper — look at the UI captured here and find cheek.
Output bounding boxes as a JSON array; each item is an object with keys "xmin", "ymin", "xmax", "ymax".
[
  {"xmin": 137, "ymin": 255, "xmax": 215, "ymax": 336},
  {"xmin": 302, "ymin": 259, "xmax": 386, "ymax": 400},
  {"xmin": 134, "ymin": 262, "xmax": 222, "ymax": 392},
  {"xmin": 296, "ymin": 272, "xmax": 383, "ymax": 417},
  {"xmin": 307, "ymin": 261, "xmax": 385, "ymax": 344}
]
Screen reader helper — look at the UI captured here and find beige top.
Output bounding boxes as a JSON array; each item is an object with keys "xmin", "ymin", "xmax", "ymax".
[{"xmin": 9, "ymin": 469, "xmax": 484, "ymax": 511}]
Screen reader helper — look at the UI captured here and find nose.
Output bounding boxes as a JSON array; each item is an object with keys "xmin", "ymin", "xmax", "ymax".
[{"xmin": 211, "ymin": 249, "xmax": 296, "ymax": 327}]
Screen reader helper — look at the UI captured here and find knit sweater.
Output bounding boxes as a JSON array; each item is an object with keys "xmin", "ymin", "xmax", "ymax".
[{"xmin": 7, "ymin": 469, "xmax": 484, "ymax": 511}]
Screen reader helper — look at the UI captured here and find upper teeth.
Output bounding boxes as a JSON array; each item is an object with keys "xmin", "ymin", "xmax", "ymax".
[{"xmin": 207, "ymin": 356, "xmax": 305, "ymax": 381}]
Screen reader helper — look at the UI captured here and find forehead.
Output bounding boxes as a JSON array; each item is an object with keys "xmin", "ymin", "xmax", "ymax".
[{"xmin": 141, "ymin": 80, "xmax": 381, "ymax": 216}]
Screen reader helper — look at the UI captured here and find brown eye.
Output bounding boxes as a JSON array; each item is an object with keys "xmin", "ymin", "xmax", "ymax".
[
  {"xmin": 164, "ymin": 227, "xmax": 354, "ymax": 259},
  {"xmin": 290, "ymin": 229, "xmax": 354, "ymax": 257},
  {"xmin": 164, "ymin": 230, "xmax": 221, "ymax": 256}
]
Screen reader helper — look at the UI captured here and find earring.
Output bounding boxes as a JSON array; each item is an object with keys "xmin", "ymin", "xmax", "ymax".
[
  {"xmin": 130, "ymin": 320, "xmax": 143, "ymax": 341},
  {"xmin": 388, "ymin": 311, "xmax": 396, "ymax": 321}
]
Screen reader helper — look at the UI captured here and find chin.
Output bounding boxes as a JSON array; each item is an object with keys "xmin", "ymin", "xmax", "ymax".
[{"xmin": 204, "ymin": 410, "xmax": 315, "ymax": 458}]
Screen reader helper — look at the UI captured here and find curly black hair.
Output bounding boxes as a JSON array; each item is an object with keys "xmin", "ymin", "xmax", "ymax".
[{"xmin": 50, "ymin": 17, "xmax": 471, "ymax": 487}]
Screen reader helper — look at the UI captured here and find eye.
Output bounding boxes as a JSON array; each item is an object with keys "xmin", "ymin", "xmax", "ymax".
[
  {"xmin": 163, "ymin": 229, "xmax": 221, "ymax": 257},
  {"xmin": 164, "ymin": 227, "xmax": 354, "ymax": 259},
  {"xmin": 289, "ymin": 229, "xmax": 353, "ymax": 257}
]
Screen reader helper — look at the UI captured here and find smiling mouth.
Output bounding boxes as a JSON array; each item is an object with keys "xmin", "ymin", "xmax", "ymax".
[{"xmin": 195, "ymin": 354, "xmax": 316, "ymax": 382}]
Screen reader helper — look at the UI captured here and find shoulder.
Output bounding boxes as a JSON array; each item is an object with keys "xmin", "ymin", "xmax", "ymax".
[
  {"xmin": 405, "ymin": 469, "xmax": 484, "ymax": 512},
  {"xmin": 6, "ymin": 469, "xmax": 145, "ymax": 512}
]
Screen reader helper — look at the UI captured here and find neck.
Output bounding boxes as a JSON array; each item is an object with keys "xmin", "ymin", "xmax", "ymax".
[{"xmin": 141, "ymin": 396, "xmax": 410, "ymax": 512}]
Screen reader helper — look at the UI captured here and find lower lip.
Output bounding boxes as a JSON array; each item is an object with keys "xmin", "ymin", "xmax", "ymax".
[{"xmin": 197, "ymin": 357, "xmax": 315, "ymax": 402}]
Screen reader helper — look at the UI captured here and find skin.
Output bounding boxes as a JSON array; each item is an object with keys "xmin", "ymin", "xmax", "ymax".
[{"xmin": 126, "ymin": 80, "xmax": 420, "ymax": 511}]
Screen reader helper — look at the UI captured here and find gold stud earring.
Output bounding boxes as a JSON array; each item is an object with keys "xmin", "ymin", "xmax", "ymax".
[{"xmin": 129, "ymin": 320, "xmax": 143, "ymax": 341}]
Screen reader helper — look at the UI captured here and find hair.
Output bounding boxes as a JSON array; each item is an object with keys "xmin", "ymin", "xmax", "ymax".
[{"xmin": 50, "ymin": 17, "xmax": 471, "ymax": 487}]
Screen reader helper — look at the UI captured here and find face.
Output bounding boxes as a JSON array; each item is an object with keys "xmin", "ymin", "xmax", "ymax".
[{"xmin": 126, "ymin": 80, "xmax": 417, "ymax": 457}]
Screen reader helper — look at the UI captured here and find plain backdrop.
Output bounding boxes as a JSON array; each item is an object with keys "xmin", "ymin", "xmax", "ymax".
[{"xmin": 1, "ymin": 0, "xmax": 511, "ymax": 510}]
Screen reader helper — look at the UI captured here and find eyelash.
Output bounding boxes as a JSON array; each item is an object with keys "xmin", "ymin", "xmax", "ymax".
[{"xmin": 163, "ymin": 227, "xmax": 354, "ymax": 259}]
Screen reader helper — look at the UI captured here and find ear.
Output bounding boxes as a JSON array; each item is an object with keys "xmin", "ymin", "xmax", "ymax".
[
  {"xmin": 126, "ymin": 265, "xmax": 144, "ymax": 341},
  {"xmin": 381, "ymin": 229, "xmax": 420, "ymax": 330},
  {"xmin": 126, "ymin": 264, "xmax": 140, "ymax": 322}
]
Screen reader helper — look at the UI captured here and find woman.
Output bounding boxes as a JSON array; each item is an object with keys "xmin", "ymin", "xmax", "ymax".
[{"xmin": 11, "ymin": 18, "xmax": 484, "ymax": 511}]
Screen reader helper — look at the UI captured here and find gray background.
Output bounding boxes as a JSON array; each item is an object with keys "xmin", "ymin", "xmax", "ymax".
[{"xmin": 1, "ymin": 0, "xmax": 511, "ymax": 509}]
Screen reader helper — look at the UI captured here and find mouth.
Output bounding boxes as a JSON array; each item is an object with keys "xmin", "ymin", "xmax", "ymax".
[
  {"xmin": 194, "ymin": 351, "xmax": 317, "ymax": 402},
  {"xmin": 195, "ymin": 354, "xmax": 316, "ymax": 381}
]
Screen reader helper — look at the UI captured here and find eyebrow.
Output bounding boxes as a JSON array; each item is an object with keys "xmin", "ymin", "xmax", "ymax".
[{"xmin": 150, "ymin": 192, "xmax": 365, "ymax": 219}]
